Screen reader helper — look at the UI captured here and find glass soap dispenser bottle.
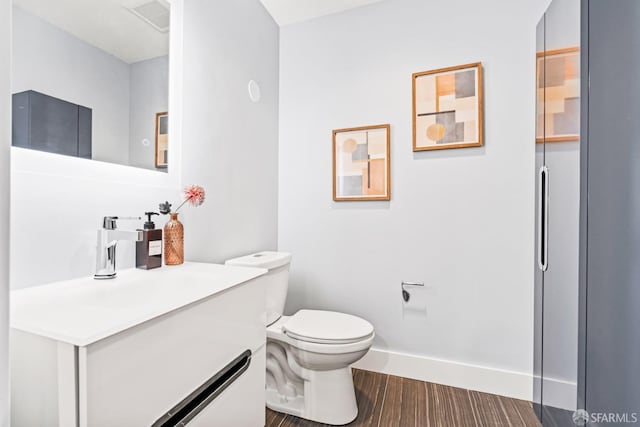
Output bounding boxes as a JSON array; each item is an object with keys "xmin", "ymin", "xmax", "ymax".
[{"xmin": 136, "ymin": 212, "xmax": 163, "ymax": 270}]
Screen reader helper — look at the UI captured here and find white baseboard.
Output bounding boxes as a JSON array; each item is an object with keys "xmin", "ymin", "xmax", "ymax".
[{"xmin": 352, "ymin": 348, "xmax": 534, "ymax": 401}]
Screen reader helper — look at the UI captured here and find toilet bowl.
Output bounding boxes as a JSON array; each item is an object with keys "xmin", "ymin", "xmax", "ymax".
[{"xmin": 225, "ymin": 252, "xmax": 374, "ymax": 425}]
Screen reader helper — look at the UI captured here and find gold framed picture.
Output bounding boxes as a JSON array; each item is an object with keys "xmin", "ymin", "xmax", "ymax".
[
  {"xmin": 333, "ymin": 124, "xmax": 391, "ymax": 201},
  {"xmin": 155, "ymin": 112, "xmax": 168, "ymax": 168},
  {"xmin": 412, "ymin": 62, "xmax": 483, "ymax": 151}
]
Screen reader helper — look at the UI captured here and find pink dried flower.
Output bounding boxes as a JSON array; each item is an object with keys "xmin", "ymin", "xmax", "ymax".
[
  {"xmin": 183, "ymin": 185, "xmax": 206, "ymax": 207},
  {"xmin": 173, "ymin": 184, "xmax": 206, "ymax": 212}
]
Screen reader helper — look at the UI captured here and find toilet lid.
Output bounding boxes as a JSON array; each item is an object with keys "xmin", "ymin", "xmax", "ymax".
[{"xmin": 284, "ymin": 309, "xmax": 374, "ymax": 344}]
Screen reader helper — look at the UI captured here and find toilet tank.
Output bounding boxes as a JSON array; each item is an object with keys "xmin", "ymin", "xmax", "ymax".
[{"xmin": 225, "ymin": 252, "xmax": 292, "ymax": 325}]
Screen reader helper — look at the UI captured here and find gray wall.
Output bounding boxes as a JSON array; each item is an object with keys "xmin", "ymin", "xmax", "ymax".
[
  {"xmin": 180, "ymin": 0, "xmax": 279, "ymax": 263},
  {"xmin": 0, "ymin": 0, "xmax": 9, "ymax": 423},
  {"xmin": 129, "ymin": 56, "xmax": 169, "ymax": 170},
  {"xmin": 12, "ymin": 5, "xmax": 131, "ymax": 165},
  {"xmin": 584, "ymin": 0, "xmax": 640, "ymax": 421}
]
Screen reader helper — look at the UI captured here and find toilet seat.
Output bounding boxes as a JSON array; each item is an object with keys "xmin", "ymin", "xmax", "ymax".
[
  {"xmin": 283, "ymin": 309, "xmax": 374, "ymax": 345},
  {"xmin": 267, "ymin": 312, "xmax": 375, "ymax": 355}
]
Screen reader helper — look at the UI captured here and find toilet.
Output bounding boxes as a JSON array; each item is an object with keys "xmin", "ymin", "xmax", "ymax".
[{"xmin": 225, "ymin": 251, "xmax": 374, "ymax": 425}]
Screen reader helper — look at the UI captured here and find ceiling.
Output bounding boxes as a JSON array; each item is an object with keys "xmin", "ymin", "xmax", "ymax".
[
  {"xmin": 13, "ymin": 0, "xmax": 169, "ymax": 64},
  {"xmin": 259, "ymin": 0, "xmax": 384, "ymax": 26},
  {"xmin": 13, "ymin": 0, "xmax": 382, "ymax": 62}
]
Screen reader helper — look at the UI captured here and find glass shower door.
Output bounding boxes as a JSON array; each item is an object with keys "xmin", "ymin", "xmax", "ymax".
[
  {"xmin": 536, "ymin": 0, "xmax": 581, "ymax": 425},
  {"xmin": 533, "ymin": 12, "xmax": 545, "ymax": 423}
]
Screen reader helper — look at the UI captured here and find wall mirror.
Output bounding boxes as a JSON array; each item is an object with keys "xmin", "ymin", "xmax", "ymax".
[{"xmin": 11, "ymin": 0, "xmax": 171, "ymax": 172}]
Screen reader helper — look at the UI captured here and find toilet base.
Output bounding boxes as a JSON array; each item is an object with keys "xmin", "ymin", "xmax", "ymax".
[{"xmin": 266, "ymin": 366, "xmax": 358, "ymax": 425}]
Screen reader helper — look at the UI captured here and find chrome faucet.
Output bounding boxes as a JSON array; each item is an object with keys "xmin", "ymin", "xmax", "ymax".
[{"xmin": 94, "ymin": 216, "xmax": 143, "ymax": 279}]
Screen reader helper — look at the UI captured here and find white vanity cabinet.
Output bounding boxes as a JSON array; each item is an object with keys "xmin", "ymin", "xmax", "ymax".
[{"xmin": 10, "ymin": 263, "xmax": 267, "ymax": 427}]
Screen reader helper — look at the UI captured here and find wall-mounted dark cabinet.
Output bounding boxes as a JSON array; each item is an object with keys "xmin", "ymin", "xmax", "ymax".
[{"xmin": 12, "ymin": 90, "xmax": 92, "ymax": 159}]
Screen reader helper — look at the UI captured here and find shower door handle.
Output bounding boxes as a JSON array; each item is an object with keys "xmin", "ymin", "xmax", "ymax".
[{"xmin": 537, "ymin": 166, "xmax": 549, "ymax": 271}]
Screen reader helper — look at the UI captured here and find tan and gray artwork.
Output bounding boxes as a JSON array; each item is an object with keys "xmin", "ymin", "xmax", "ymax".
[
  {"xmin": 536, "ymin": 47, "xmax": 579, "ymax": 143},
  {"xmin": 155, "ymin": 112, "xmax": 168, "ymax": 168},
  {"xmin": 412, "ymin": 62, "xmax": 483, "ymax": 151},
  {"xmin": 333, "ymin": 124, "xmax": 390, "ymax": 201}
]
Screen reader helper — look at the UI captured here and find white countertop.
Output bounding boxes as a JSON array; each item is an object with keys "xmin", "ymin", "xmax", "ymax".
[{"xmin": 11, "ymin": 262, "xmax": 267, "ymax": 347}]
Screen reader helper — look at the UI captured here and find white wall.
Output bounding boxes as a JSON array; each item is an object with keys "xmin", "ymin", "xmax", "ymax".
[
  {"xmin": 12, "ymin": 6, "xmax": 130, "ymax": 165},
  {"xmin": 279, "ymin": 0, "xmax": 548, "ymax": 399},
  {"xmin": 180, "ymin": 0, "xmax": 279, "ymax": 263},
  {"xmin": 10, "ymin": 149, "xmax": 180, "ymax": 289},
  {"xmin": 0, "ymin": 0, "xmax": 10, "ymax": 422},
  {"xmin": 129, "ymin": 56, "xmax": 169, "ymax": 171}
]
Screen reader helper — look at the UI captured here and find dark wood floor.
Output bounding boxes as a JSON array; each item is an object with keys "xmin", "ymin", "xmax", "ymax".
[{"xmin": 266, "ymin": 369, "xmax": 541, "ymax": 427}]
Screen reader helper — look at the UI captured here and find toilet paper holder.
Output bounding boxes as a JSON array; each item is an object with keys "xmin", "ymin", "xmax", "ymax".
[{"xmin": 401, "ymin": 281, "xmax": 424, "ymax": 302}]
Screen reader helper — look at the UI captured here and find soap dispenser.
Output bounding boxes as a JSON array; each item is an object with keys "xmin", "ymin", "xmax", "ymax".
[{"xmin": 136, "ymin": 212, "xmax": 163, "ymax": 270}]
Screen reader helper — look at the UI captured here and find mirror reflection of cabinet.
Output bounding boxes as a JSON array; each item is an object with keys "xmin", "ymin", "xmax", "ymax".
[
  {"xmin": 11, "ymin": 0, "xmax": 170, "ymax": 171},
  {"xmin": 12, "ymin": 90, "xmax": 92, "ymax": 159}
]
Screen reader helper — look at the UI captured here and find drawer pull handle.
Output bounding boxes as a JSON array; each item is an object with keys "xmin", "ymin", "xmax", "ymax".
[{"xmin": 152, "ymin": 349, "xmax": 252, "ymax": 426}]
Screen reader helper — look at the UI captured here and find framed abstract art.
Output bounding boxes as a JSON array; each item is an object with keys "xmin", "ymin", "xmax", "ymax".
[
  {"xmin": 333, "ymin": 124, "xmax": 391, "ymax": 201},
  {"xmin": 412, "ymin": 62, "xmax": 483, "ymax": 151},
  {"xmin": 155, "ymin": 112, "xmax": 168, "ymax": 168}
]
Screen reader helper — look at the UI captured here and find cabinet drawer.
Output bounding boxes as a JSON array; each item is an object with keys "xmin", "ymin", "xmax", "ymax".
[
  {"xmin": 80, "ymin": 277, "xmax": 265, "ymax": 426},
  {"xmin": 170, "ymin": 346, "xmax": 266, "ymax": 427}
]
